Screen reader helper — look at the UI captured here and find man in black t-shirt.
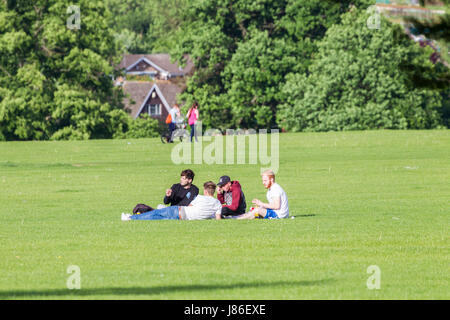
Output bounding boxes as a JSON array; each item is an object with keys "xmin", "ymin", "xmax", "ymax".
[{"xmin": 163, "ymin": 169, "xmax": 199, "ymax": 206}]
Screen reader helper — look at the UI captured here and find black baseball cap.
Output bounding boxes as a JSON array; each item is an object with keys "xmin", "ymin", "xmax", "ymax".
[{"xmin": 217, "ymin": 175, "xmax": 231, "ymax": 187}]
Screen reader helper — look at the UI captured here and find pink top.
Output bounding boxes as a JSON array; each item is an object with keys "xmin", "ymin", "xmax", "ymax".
[{"xmin": 188, "ymin": 108, "xmax": 199, "ymax": 125}]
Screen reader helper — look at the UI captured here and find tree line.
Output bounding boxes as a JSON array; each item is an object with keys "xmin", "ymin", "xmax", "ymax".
[{"xmin": 0, "ymin": 0, "xmax": 448, "ymax": 141}]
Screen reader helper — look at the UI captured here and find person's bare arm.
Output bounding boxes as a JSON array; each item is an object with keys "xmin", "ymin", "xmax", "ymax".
[{"xmin": 252, "ymin": 196, "xmax": 281, "ymax": 210}]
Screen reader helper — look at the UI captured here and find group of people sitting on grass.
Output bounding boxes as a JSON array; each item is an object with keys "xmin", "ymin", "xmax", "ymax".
[{"xmin": 121, "ymin": 169, "xmax": 289, "ymax": 221}]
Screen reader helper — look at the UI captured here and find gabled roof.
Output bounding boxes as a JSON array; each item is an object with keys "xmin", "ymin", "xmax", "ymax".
[
  {"xmin": 122, "ymin": 80, "xmax": 184, "ymax": 119},
  {"xmin": 153, "ymin": 80, "xmax": 185, "ymax": 109},
  {"xmin": 122, "ymin": 81, "xmax": 154, "ymax": 119},
  {"xmin": 118, "ymin": 54, "xmax": 194, "ymax": 76}
]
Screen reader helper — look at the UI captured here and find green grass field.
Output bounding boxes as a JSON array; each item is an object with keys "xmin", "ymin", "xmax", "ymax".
[{"xmin": 0, "ymin": 130, "xmax": 448, "ymax": 299}]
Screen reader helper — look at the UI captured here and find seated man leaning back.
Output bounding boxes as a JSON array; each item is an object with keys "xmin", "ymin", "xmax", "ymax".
[{"xmin": 122, "ymin": 181, "xmax": 222, "ymax": 221}]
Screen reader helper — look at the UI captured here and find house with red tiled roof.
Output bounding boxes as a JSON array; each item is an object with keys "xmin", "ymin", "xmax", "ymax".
[{"xmin": 116, "ymin": 54, "xmax": 193, "ymax": 120}]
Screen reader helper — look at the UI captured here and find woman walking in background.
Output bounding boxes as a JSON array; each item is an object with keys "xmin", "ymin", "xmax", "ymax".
[{"xmin": 187, "ymin": 101, "xmax": 199, "ymax": 142}]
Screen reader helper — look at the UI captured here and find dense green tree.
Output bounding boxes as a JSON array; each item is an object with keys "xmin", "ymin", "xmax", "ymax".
[
  {"xmin": 172, "ymin": 0, "xmax": 373, "ymax": 130},
  {"xmin": 222, "ymin": 29, "xmax": 303, "ymax": 128},
  {"xmin": 276, "ymin": 9, "xmax": 445, "ymax": 132},
  {"xmin": 122, "ymin": 114, "xmax": 160, "ymax": 139},
  {"xmin": 401, "ymin": 0, "xmax": 450, "ymax": 90},
  {"xmin": 2, "ymin": 0, "xmax": 446, "ymax": 141},
  {"xmin": 105, "ymin": 0, "xmax": 188, "ymax": 53},
  {"xmin": 0, "ymin": 0, "xmax": 128, "ymax": 140}
]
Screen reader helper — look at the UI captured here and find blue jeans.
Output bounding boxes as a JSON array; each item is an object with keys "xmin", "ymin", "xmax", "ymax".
[
  {"xmin": 190, "ymin": 124, "xmax": 198, "ymax": 142},
  {"xmin": 130, "ymin": 206, "xmax": 180, "ymax": 220}
]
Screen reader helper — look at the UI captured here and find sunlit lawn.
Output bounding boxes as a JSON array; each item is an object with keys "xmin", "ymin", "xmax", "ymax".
[{"xmin": 0, "ymin": 130, "xmax": 448, "ymax": 299}]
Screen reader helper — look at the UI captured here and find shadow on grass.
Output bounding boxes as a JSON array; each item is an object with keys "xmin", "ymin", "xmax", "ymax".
[
  {"xmin": 291, "ymin": 214, "xmax": 316, "ymax": 218},
  {"xmin": 0, "ymin": 279, "xmax": 334, "ymax": 298}
]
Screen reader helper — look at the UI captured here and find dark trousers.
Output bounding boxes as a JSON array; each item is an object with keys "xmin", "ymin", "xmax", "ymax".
[
  {"xmin": 221, "ymin": 206, "xmax": 244, "ymax": 217},
  {"xmin": 168, "ymin": 123, "xmax": 176, "ymax": 142},
  {"xmin": 190, "ymin": 124, "xmax": 198, "ymax": 142}
]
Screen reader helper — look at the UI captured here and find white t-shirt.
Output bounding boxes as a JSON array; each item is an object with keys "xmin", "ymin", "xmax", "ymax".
[
  {"xmin": 169, "ymin": 108, "xmax": 180, "ymax": 124},
  {"xmin": 266, "ymin": 183, "xmax": 289, "ymax": 218},
  {"xmin": 184, "ymin": 195, "xmax": 222, "ymax": 220}
]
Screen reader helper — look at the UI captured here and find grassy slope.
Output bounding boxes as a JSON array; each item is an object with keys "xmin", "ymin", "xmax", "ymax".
[{"xmin": 0, "ymin": 130, "xmax": 448, "ymax": 299}]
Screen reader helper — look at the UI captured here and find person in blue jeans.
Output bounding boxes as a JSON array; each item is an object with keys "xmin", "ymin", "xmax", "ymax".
[
  {"xmin": 127, "ymin": 205, "xmax": 182, "ymax": 220},
  {"xmin": 121, "ymin": 181, "xmax": 222, "ymax": 221}
]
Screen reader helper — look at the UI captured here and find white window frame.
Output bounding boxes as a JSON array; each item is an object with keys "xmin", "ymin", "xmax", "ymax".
[{"xmin": 148, "ymin": 104, "xmax": 161, "ymax": 116}]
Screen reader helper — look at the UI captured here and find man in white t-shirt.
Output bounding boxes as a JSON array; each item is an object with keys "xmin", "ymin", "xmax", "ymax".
[
  {"xmin": 121, "ymin": 181, "xmax": 222, "ymax": 221},
  {"xmin": 238, "ymin": 170, "xmax": 289, "ymax": 220}
]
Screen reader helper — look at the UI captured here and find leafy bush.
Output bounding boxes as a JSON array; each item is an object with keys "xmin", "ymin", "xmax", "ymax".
[
  {"xmin": 123, "ymin": 114, "xmax": 160, "ymax": 139},
  {"xmin": 172, "ymin": 0, "xmax": 373, "ymax": 130},
  {"xmin": 277, "ymin": 9, "xmax": 445, "ymax": 131},
  {"xmin": 0, "ymin": 0, "xmax": 128, "ymax": 141},
  {"xmin": 51, "ymin": 126, "xmax": 90, "ymax": 141}
]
